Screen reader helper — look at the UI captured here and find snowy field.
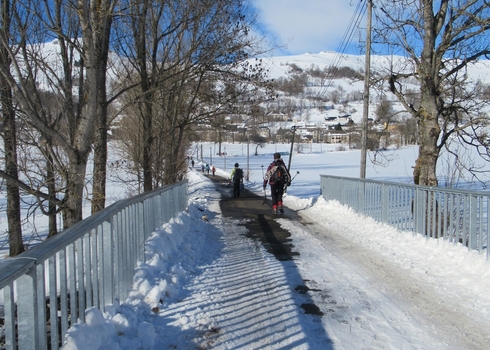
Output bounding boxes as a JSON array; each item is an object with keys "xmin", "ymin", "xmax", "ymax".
[{"xmin": 59, "ymin": 143, "xmax": 490, "ymax": 349}]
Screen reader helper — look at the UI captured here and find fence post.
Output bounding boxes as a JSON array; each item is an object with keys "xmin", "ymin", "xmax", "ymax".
[
  {"xmin": 101, "ymin": 220, "xmax": 114, "ymax": 310},
  {"xmin": 33, "ymin": 263, "xmax": 48, "ymax": 349},
  {"xmin": 16, "ymin": 270, "xmax": 39, "ymax": 349},
  {"xmin": 413, "ymin": 188, "xmax": 425, "ymax": 236},
  {"xmin": 381, "ymin": 184, "xmax": 388, "ymax": 224},
  {"xmin": 359, "ymin": 180, "xmax": 365, "ymax": 214},
  {"xmin": 4, "ymin": 283, "xmax": 16, "ymax": 349},
  {"xmin": 469, "ymin": 195, "xmax": 478, "ymax": 250},
  {"xmin": 487, "ymin": 198, "xmax": 490, "ymax": 260}
]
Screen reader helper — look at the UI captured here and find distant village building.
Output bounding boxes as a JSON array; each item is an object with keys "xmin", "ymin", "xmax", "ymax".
[
  {"xmin": 194, "ymin": 111, "xmax": 365, "ymax": 145},
  {"xmin": 268, "ymin": 112, "xmax": 288, "ymax": 121},
  {"xmin": 324, "ymin": 114, "xmax": 353, "ymax": 127},
  {"xmin": 325, "ymin": 132, "xmax": 350, "ymax": 144},
  {"xmin": 258, "ymin": 126, "xmax": 270, "ymax": 139}
]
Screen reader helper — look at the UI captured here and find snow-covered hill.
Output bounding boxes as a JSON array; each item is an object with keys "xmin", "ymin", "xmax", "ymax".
[
  {"xmin": 258, "ymin": 51, "xmax": 490, "ymax": 126},
  {"xmin": 264, "ymin": 50, "xmax": 490, "ymax": 83}
]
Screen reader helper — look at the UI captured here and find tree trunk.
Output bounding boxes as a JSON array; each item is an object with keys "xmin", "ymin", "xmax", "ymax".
[
  {"xmin": 1, "ymin": 85, "xmax": 24, "ymax": 256},
  {"xmin": 60, "ymin": 37, "xmax": 99, "ymax": 228},
  {"xmin": 0, "ymin": 1, "xmax": 24, "ymax": 255},
  {"xmin": 413, "ymin": 106, "xmax": 440, "ymax": 186},
  {"xmin": 76, "ymin": 0, "xmax": 114, "ymax": 220},
  {"xmin": 163, "ymin": 125, "xmax": 188, "ymax": 184},
  {"xmin": 92, "ymin": 89, "xmax": 108, "ymax": 213},
  {"xmin": 92, "ymin": 55, "xmax": 110, "ymax": 214},
  {"xmin": 143, "ymin": 99, "xmax": 153, "ymax": 191},
  {"xmin": 62, "ymin": 159, "xmax": 88, "ymax": 229},
  {"xmin": 46, "ymin": 152, "xmax": 58, "ymax": 238},
  {"xmin": 413, "ymin": 2, "xmax": 441, "ymax": 187}
]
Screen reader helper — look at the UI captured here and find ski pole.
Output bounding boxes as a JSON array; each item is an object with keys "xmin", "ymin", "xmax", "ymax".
[
  {"xmin": 261, "ymin": 165, "xmax": 268, "ymax": 205},
  {"xmin": 284, "ymin": 171, "xmax": 299, "ymax": 195},
  {"xmin": 286, "ymin": 171, "xmax": 299, "ymax": 188},
  {"xmin": 290, "ymin": 171, "xmax": 300, "ymax": 183}
]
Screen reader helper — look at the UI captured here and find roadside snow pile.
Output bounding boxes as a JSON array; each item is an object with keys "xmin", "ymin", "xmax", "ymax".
[{"xmin": 62, "ymin": 172, "xmax": 213, "ymax": 349}]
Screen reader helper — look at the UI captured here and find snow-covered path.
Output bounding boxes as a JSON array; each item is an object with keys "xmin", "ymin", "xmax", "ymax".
[
  {"xmin": 149, "ymin": 187, "xmax": 331, "ymax": 349},
  {"xmin": 151, "ymin": 174, "xmax": 490, "ymax": 349},
  {"xmin": 62, "ymin": 172, "xmax": 490, "ymax": 349},
  {"xmin": 147, "ymin": 174, "xmax": 489, "ymax": 349},
  {"xmin": 287, "ymin": 214, "xmax": 490, "ymax": 349}
]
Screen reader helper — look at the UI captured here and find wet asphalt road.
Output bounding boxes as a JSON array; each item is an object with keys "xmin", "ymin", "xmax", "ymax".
[{"xmin": 204, "ymin": 174, "xmax": 299, "ymax": 261}]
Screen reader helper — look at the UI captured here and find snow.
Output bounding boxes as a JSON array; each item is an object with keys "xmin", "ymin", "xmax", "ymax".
[
  {"xmin": 263, "ymin": 51, "xmax": 490, "ymax": 84},
  {"xmin": 2, "ymin": 33, "xmax": 490, "ymax": 349},
  {"xmin": 3, "ymin": 41, "xmax": 490, "ymax": 349},
  {"xmin": 61, "ymin": 144, "xmax": 490, "ymax": 349}
]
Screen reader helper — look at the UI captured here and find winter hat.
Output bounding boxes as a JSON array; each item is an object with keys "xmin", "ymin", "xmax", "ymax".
[
  {"xmin": 273, "ymin": 153, "xmax": 281, "ymax": 160},
  {"xmin": 234, "ymin": 163, "xmax": 239, "ymax": 168}
]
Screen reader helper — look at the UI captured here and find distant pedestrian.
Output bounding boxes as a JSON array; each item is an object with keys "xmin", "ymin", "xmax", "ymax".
[
  {"xmin": 201, "ymin": 164, "xmax": 205, "ymax": 172},
  {"xmin": 229, "ymin": 163, "xmax": 244, "ymax": 198},
  {"xmin": 263, "ymin": 153, "xmax": 291, "ymax": 214},
  {"xmin": 191, "ymin": 159, "xmax": 195, "ymax": 168},
  {"xmin": 212, "ymin": 166, "xmax": 216, "ymax": 176},
  {"xmin": 205, "ymin": 164, "xmax": 210, "ymax": 174}
]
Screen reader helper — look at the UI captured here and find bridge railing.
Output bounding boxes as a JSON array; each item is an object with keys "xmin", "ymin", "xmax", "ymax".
[
  {"xmin": 0, "ymin": 180, "xmax": 188, "ymax": 350},
  {"xmin": 320, "ymin": 175, "xmax": 490, "ymax": 259}
]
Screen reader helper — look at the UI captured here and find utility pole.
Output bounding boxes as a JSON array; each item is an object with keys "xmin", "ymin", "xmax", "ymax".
[
  {"xmin": 246, "ymin": 134, "xmax": 250, "ymax": 181},
  {"xmin": 288, "ymin": 125, "xmax": 297, "ymax": 172},
  {"xmin": 360, "ymin": 0, "xmax": 372, "ymax": 179}
]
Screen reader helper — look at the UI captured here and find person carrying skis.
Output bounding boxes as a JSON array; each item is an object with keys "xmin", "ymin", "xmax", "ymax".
[
  {"xmin": 229, "ymin": 163, "xmax": 244, "ymax": 198},
  {"xmin": 263, "ymin": 153, "xmax": 291, "ymax": 214}
]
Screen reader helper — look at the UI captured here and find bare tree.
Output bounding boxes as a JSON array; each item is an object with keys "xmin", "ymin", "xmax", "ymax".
[
  {"xmin": 249, "ymin": 133, "xmax": 266, "ymax": 155},
  {"xmin": 0, "ymin": 0, "xmax": 115, "ymax": 230},
  {"xmin": 90, "ymin": 1, "xmax": 116, "ymax": 214},
  {"xmin": 113, "ymin": 0, "xmax": 272, "ymax": 189},
  {"xmin": 374, "ymin": 0, "xmax": 490, "ymax": 186},
  {"xmin": 374, "ymin": 96, "xmax": 394, "ymax": 128},
  {"xmin": 0, "ymin": 0, "xmax": 23, "ymax": 255},
  {"xmin": 0, "ymin": 0, "xmax": 272, "ymax": 250},
  {"xmin": 396, "ymin": 115, "xmax": 418, "ymax": 146}
]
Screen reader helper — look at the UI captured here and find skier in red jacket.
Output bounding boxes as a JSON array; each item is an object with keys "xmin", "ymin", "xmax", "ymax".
[{"xmin": 263, "ymin": 153, "xmax": 291, "ymax": 214}]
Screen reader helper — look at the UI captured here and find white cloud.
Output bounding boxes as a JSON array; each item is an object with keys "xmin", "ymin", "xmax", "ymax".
[{"xmin": 253, "ymin": 0, "xmax": 361, "ymax": 55}]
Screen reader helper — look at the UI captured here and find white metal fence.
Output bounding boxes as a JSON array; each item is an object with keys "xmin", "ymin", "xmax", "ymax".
[
  {"xmin": 320, "ymin": 175, "xmax": 490, "ymax": 259},
  {"xmin": 0, "ymin": 180, "xmax": 188, "ymax": 350}
]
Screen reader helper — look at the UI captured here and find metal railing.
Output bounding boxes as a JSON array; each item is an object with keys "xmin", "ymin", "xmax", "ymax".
[
  {"xmin": 320, "ymin": 175, "xmax": 490, "ymax": 259},
  {"xmin": 0, "ymin": 180, "xmax": 188, "ymax": 350}
]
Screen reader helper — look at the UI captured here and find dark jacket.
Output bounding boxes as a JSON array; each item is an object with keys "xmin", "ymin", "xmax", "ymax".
[
  {"xmin": 263, "ymin": 159, "xmax": 291, "ymax": 187},
  {"xmin": 230, "ymin": 167, "xmax": 243, "ymax": 183}
]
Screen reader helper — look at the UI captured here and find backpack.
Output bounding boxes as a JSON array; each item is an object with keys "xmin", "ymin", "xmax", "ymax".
[
  {"xmin": 268, "ymin": 163, "xmax": 288, "ymax": 184},
  {"xmin": 233, "ymin": 168, "xmax": 243, "ymax": 182}
]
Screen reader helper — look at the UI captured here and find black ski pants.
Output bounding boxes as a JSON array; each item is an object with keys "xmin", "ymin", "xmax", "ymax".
[
  {"xmin": 233, "ymin": 181, "xmax": 241, "ymax": 198},
  {"xmin": 270, "ymin": 182, "xmax": 285, "ymax": 206}
]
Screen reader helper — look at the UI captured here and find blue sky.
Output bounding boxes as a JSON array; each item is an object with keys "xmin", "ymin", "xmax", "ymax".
[{"xmin": 252, "ymin": 0, "xmax": 365, "ymax": 56}]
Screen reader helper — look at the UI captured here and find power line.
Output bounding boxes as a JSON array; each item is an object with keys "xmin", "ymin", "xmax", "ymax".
[
  {"xmin": 317, "ymin": 0, "xmax": 367, "ymax": 99},
  {"xmin": 321, "ymin": 0, "xmax": 366, "ymax": 93}
]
